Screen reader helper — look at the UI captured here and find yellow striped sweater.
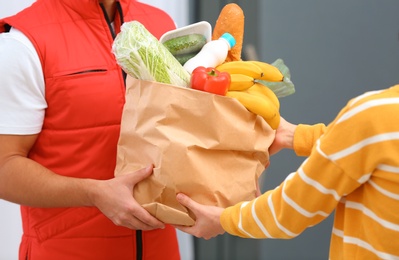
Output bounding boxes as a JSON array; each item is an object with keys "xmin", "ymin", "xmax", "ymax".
[{"xmin": 221, "ymin": 85, "xmax": 399, "ymax": 259}]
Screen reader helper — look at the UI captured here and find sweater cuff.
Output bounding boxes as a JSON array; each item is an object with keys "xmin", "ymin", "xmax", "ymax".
[
  {"xmin": 293, "ymin": 123, "xmax": 326, "ymax": 156},
  {"xmin": 220, "ymin": 204, "xmax": 243, "ymax": 237}
]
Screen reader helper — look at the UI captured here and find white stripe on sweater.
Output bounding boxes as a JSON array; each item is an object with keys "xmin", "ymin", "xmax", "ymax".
[
  {"xmin": 377, "ymin": 164, "xmax": 399, "ymax": 174},
  {"xmin": 327, "ymin": 132, "xmax": 399, "ymax": 161},
  {"xmin": 298, "ymin": 165, "xmax": 341, "ymax": 201},
  {"xmin": 281, "ymin": 173, "xmax": 329, "ymax": 218},
  {"xmin": 368, "ymin": 180, "xmax": 399, "ymax": 200},
  {"xmin": 238, "ymin": 202, "xmax": 255, "ymax": 238},
  {"xmin": 347, "ymin": 90, "xmax": 384, "ymax": 107},
  {"xmin": 346, "ymin": 201, "xmax": 399, "ymax": 231},
  {"xmin": 337, "ymin": 98, "xmax": 399, "ymax": 124},
  {"xmin": 332, "ymin": 228, "xmax": 399, "ymax": 259},
  {"xmin": 251, "ymin": 197, "xmax": 272, "ymax": 238},
  {"xmin": 357, "ymin": 173, "xmax": 372, "ymax": 183},
  {"xmin": 267, "ymin": 193, "xmax": 299, "ymax": 238}
]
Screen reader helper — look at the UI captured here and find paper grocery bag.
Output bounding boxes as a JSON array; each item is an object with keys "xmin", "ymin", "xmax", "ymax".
[{"xmin": 115, "ymin": 76, "xmax": 275, "ymax": 226}]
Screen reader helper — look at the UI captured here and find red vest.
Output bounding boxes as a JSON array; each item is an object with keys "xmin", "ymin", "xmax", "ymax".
[{"xmin": 0, "ymin": 1, "xmax": 179, "ymax": 259}]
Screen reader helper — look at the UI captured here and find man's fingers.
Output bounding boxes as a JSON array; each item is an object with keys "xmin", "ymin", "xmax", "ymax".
[
  {"xmin": 114, "ymin": 202, "xmax": 165, "ymax": 230},
  {"xmin": 119, "ymin": 215, "xmax": 164, "ymax": 231},
  {"xmin": 130, "ymin": 214, "xmax": 165, "ymax": 230},
  {"xmin": 135, "ymin": 205, "xmax": 166, "ymax": 229}
]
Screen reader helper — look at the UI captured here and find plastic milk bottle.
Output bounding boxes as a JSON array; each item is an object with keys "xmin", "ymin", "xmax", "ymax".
[{"xmin": 183, "ymin": 32, "xmax": 236, "ymax": 74}]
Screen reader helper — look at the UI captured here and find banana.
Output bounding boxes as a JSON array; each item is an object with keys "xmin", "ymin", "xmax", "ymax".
[
  {"xmin": 226, "ymin": 90, "xmax": 280, "ymax": 129},
  {"xmin": 247, "ymin": 61, "xmax": 284, "ymax": 82},
  {"xmin": 229, "ymin": 74, "xmax": 255, "ymax": 91},
  {"xmin": 246, "ymin": 83, "xmax": 280, "ymax": 109},
  {"xmin": 266, "ymin": 110, "xmax": 281, "ymax": 130},
  {"xmin": 216, "ymin": 61, "xmax": 263, "ymax": 79}
]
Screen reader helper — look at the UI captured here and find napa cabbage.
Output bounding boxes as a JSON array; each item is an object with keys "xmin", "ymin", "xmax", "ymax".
[{"xmin": 112, "ymin": 21, "xmax": 191, "ymax": 88}]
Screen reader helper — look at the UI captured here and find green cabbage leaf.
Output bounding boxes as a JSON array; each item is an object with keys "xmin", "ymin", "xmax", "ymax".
[{"xmin": 112, "ymin": 21, "xmax": 191, "ymax": 88}]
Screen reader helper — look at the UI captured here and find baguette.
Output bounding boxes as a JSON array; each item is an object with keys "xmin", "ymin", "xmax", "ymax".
[{"xmin": 212, "ymin": 3, "xmax": 245, "ymax": 62}]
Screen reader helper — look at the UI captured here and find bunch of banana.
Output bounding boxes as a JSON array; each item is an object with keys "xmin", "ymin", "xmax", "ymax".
[
  {"xmin": 226, "ymin": 82, "xmax": 280, "ymax": 130},
  {"xmin": 216, "ymin": 60, "xmax": 282, "ymax": 129},
  {"xmin": 216, "ymin": 60, "xmax": 284, "ymax": 86}
]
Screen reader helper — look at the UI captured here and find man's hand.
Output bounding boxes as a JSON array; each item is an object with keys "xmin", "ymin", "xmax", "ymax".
[
  {"xmin": 173, "ymin": 193, "xmax": 225, "ymax": 240},
  {"xmin": 90, "ymin": 165, "xmax": 165, "ymax": 231}
]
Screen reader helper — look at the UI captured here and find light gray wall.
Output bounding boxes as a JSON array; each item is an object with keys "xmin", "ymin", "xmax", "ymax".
[{"xmin": 258, "ymin": 0, "xmax": 399, "ymax": 259}]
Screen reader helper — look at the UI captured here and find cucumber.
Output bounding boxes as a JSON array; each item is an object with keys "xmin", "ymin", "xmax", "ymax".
[
  {"xmin": 175, "ymin": 52, "xmax": 198, "ymax": 66},
  {"xmin": 163, "ymin": 33, "xmax": 206, "ymax": 56}
]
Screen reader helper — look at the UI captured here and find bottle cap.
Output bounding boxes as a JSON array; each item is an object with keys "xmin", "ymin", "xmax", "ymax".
[{"xmin": 220, "ymin": 33, "xmax": 236, "ymax": 48}]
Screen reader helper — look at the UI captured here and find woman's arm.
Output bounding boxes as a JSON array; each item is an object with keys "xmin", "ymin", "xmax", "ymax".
[{"xmin": 268, "ymin": 117, "xmax": 327, "ymax": 156}]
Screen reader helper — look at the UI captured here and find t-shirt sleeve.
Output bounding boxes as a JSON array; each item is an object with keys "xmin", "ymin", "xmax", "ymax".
[{"xmin": 0, "ymin": 28, "xmax": 46, "ymax": 134}]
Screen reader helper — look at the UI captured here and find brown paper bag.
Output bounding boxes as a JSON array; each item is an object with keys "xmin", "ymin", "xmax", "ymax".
[{"xmin": 115, "ymin": 76, "xmax": 275, "ymax": 226}]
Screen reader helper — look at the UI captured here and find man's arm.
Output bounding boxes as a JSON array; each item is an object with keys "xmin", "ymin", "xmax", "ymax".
[
  {"xmin": 0, "ymin": 134, "xmax": 95, "ymax": 207},
  {"xmin": 0, "ymin": 134, "xmax": 164, "ymax": 230}
]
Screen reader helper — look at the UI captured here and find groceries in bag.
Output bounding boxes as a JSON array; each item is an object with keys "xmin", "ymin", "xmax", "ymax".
[{"xmin": 111, "ymin": 3, "xmax": 297, "ymax": 225}]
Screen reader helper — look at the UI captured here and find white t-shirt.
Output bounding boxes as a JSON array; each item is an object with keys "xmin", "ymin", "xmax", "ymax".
[{"xmin": 0, "ymin": 27, "xmax": 46, "ymax": 134}]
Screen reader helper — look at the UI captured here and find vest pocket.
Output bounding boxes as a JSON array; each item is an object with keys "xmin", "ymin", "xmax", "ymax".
[
  {"xmin": 52, "ymin": 68, "xmax": 108, "ymax": 78},
  {"xmin": 46, "ymin": 66, "xmax": 124, "ymax": 130},
  {"xmin": 33, "ymin": 207, "xmax": 99, "ymax": 242}
]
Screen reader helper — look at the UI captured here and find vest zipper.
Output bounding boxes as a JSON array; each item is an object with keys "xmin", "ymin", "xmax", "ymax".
[
  {"xmin": 99, "ymin": 3, "xmax": 116, "ymax": 39},
  {"xmin": 136, "ymin": 230, "xmax": 143, "ymax": 260},
  {"xmin": 115, "ymin": 1, "xmax": 127, "ymax": 82},
  {"xmin": 98, "ymin": 2, "xmax": 142, "ymax": 258},
  {"xmin": 99, "ymin": 1, "xmax": 127, "ymax": 83}
]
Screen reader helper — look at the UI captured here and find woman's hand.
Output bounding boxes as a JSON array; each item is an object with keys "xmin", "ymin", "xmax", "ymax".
[
  {"xmin": 269, "ymin": 117, "xmax": 297, "ymax": 155},
  {"xmin": 173, "ymin": 193, "xmax": 225, "ymax": 240}
]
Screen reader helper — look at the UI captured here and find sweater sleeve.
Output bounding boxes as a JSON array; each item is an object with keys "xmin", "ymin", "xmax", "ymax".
[
  {"xmin": 220, "ymin": 106, "xmax": 362, "ymax": 238},
  {"xmin": 293, "ymin": 123, "xmax": 326, "ymax": 156},
  {"xmin": 220, "ymin": 144, "xmax": 359, "ymax": 239}
]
